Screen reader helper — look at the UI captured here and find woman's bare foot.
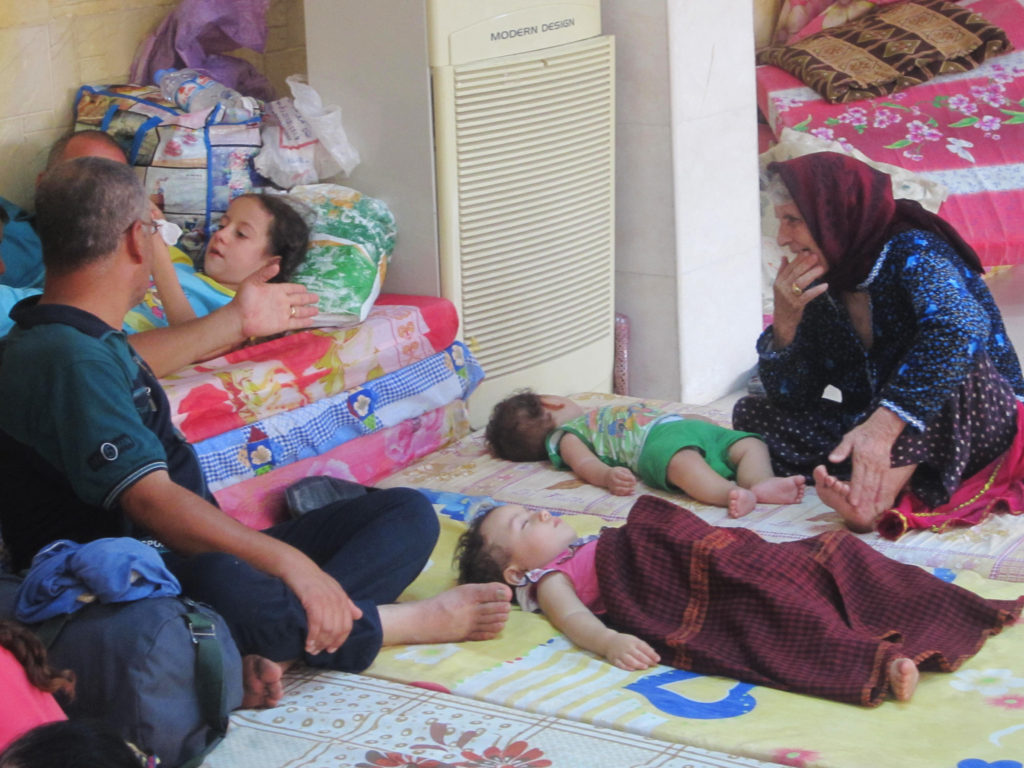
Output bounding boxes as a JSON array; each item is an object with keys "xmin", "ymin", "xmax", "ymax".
[
  {"xmin": 241, "ymin": 655, "xmax": 286, "ymax": 709},
  {"xmin": 813, "ymin": 465, "xmax": 875, "ymax": 532},
  {"xmin": 728, "ymin": 488, "xmax": 758, "ymax": 518},
  {"xmin": 380, "ymin": 583, "xmax": 513, "ymax": 645},
  {"xmin": 751, "ymin": 475, "xmax": 806, "ymax": 505},
  {"xmin": 887, "ymin": 657, "xmax": 919, "ymax": 702}
]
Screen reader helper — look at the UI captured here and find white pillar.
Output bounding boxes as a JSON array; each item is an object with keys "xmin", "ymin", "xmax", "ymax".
[{"xmin": 667, "ymin": 0, "xmax": 763, "ymax": 403}]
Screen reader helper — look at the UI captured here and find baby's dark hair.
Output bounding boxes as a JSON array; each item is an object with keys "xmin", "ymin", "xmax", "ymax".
[
  {"xmin": 453, "ymin": 508, "xmax": 512, "ymax": 590},
  {"xmin": 485, "ymin": 389, "xmax": 554, "ymax": 461},
  {"xmin": 238, "ymin": 193, "xmax": 310, "ymax": 283}
]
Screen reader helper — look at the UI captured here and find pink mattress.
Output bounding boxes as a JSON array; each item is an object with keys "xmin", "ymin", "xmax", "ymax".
[
  {"xmin": 756, "ymin": 0, "xmax": 1024, "ymax": 267},
  {"xmin": 214, "ymin": 398, "xmax": 471, "ymax": 529},
  {"xmin": 160, "ymin": 294, "xmax": 458, "ymax": 443}
]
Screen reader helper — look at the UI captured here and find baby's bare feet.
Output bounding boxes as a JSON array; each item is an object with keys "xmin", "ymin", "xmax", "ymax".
[
  {"xmin": 728, "ymin": 488, "xmax": 758, "ymax": 518},
  {"xmin": 241, "ymin": 655, "xmax": 285, "ymax": 709},
  {"xmin": 887, "ymin": 657, "xmax": 919, "ymax": 702},
  {"xmin": 751, "ymin": 475, "xmax": 806, "ymax": 505}
]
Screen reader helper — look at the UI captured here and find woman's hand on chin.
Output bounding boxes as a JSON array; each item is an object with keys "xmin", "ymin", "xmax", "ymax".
[{"xmin": 771, "ymin": 254, "xmax": 829, "ymax": 349}]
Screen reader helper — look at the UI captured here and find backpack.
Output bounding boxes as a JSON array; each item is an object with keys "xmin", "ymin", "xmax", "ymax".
[{"xmin": 38, "ymin": 596, "xmax": 243, "ymax": 768}]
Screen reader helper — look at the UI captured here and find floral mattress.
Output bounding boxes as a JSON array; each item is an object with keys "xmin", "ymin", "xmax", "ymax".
[
  {"xmin": 155, "ymin": 294, "xmax": 481, "ymax": 513},
  {"xmin": 162, "ymin": 294, "xmax": 460, "ymax": 443},
  {"xmin": 213, "ymin": 399, "xmax": 473, "ymax": 530},
  {"xmin": 194, "ymin": 340, "xmax": 482, "ymax": 492},
  {"xmin": 756, "ymin": 0, "xmax": 1024, "ymax": 267}
]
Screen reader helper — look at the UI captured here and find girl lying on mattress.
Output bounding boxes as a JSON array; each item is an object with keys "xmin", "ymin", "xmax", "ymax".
[
  {"xmin": 454, "ymin": 494, "xmax": 1024, "ymax": 707},
  {"xmin": 125, "ymin": 193, "xmax": 310, "ymax": 332}
]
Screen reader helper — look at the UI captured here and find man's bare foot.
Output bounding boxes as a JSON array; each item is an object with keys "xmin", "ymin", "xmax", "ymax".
[
  {"xmin": 751, "ymin": 475, "xmax": 806, "ymax": 505},
  {"xmin": 887, "ymin": 657, "xmax": 919, "ymax": 702},
  {"xmin": 813, "ymin": 465, "xmax": 875, "ymax": 532},
  {"xmin": 380, "ymin": 583, "xmax": 513, "ymax": 645},
  {"xmin": 728, "ymin": 488, "xmax": 758, "ymax": 518},
  {"xmin": 241, "ymin": 655, "xmax": 286, "ymax": 709}
]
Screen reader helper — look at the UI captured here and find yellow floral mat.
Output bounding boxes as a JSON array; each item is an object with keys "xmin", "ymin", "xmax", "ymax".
[
  {"xmin": 362, "ymin": 513, "xmax": 1024, "ymax": 768},
  {"xmin": 365, "ymin": 392, "xmax": 1024, "ymax": 767}
]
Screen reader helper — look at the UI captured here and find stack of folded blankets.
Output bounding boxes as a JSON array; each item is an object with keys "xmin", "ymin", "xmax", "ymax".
[{"xmin": 160, "ymin": 293, "xmax": 482, "ymax": 529}]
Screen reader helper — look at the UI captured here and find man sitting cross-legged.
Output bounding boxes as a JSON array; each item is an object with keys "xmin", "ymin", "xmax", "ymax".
[{"xmin": 0, "ymin": 157, "xmax": 511, "ymax": 708}]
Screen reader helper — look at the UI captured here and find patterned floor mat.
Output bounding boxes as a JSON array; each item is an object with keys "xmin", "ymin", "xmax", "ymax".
[{"xmin": 202, "ymin": 670, "xmax": 783, "ymax": 768}]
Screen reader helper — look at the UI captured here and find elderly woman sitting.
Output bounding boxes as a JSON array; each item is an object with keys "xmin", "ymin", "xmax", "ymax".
[{"xmin": 733, "ymin": 152, "xmax": 1024, "ymax": 532}]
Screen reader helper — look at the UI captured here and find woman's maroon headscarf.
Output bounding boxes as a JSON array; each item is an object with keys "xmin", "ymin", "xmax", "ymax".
[{"xmin": 768, "ymin": 152, "xmax": 983, "ymax": 292}]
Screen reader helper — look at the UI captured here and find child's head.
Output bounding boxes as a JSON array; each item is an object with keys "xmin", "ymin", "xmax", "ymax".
[
  {"xmin": 0, "ymin": 619, "xmax": 74, "ymax": 698},
  {"xmin": 485, "ymin": 390, "xmax": 585, "ymax": 461},
  {"xmin": 204, "ymin": 193, "xmax": 310, "ymax": 289},
  {"xmin": 0, "ymin": 720, "xmax": 146, "ymax": 768},
  {"xmin": 454, "ymin": 504, "xmax": 578, "ymax": 589}
]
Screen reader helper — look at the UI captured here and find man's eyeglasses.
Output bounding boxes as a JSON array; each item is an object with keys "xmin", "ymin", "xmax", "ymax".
[{"xmin": 124, "ymin": 219, "xmax": 160, "ymax": 236}]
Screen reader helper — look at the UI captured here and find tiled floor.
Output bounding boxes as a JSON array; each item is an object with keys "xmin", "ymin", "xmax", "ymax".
[{"xmin": 709, "ymin": 264, "xmax": 1024, "ymax": 413}]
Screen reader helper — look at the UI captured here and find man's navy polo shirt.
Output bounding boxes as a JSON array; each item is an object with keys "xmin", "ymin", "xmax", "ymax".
[{"xmin": 0, "ymin": 297, "xmax": 210, "ymax": 571}]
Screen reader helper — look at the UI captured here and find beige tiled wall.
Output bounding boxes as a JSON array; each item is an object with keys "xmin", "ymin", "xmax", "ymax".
[{"xmin": 0, "ymin": 0, "xmax": 307, "ymax": 210}]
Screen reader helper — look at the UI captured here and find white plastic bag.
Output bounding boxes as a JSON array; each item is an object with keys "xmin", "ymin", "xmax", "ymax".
[{"xmin": 254, "ymin": 75, "xmax": 360, "ymax": 188}]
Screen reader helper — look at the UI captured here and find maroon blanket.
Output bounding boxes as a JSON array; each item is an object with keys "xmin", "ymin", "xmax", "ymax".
[{"xmin": 596, "ymin": 495, "xmax": 1023, "ymax": 706}]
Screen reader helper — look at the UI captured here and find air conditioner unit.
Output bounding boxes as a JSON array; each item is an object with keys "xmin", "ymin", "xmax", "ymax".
[{"xmin": 304, "ymin": 1, "xmax": 615, "ymax": 426}]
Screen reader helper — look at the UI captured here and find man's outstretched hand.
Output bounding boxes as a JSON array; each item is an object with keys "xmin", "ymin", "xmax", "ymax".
[{"xmin": 232, "ymin": 261, "xmax": 319, "ymax": 340}]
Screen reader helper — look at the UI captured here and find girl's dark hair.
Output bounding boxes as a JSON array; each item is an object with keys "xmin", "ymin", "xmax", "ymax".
[
  {"xmin": 0, "ymin": 720, "xmax": 145, "ymax": 768},
  {"xmin": 453, "ymin": 509, "xmax": 511, "ymax": 589},
  {"xmin": 0, "ymin": 620, "xmax": 74, "ymax": 698},
  {"xmin": 484, "ymin": 390, "xmax": 553, "ymax": 462},
  {"xmin": 239, "ymin": 193, "xmax": 310, "ymax": 283}
]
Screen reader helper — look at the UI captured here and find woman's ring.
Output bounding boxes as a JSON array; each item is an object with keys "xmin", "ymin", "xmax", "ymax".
[
  {"xmin": 290, "ymin": 306, "xmax": 296, "ymax": 318},
  {"xmin": 791, "ymin": 283, "xmax": 803, "ymax": 296}
]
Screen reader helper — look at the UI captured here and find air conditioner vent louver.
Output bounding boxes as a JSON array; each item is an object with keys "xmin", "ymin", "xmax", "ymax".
[
  {"xmin": 446, "ymin": 36, "xmax": 615, "ymax": 380},
  {"xmin": 305, "ymin": 1, "xmax": 612, "ymax": 428}
]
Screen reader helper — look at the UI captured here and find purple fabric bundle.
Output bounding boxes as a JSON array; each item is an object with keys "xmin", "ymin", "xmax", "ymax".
[{"xmin": 130, "ymin": 0, "xmax": 275, "ymax": 100}]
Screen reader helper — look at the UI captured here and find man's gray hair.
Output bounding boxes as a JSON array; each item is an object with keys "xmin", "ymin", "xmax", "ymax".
[{"xmin": 34, "ymin": 157, "xmax": 148, "ymax": 275}]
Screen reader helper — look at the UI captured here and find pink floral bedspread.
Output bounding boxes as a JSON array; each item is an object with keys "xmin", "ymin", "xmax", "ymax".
[
  {"xmin": 757, "ymin": 0, "xmax": 1024, "ymax": 267},
  {"xmin": 161, "ymin": 295, "xmax": 459, "ymax": 443}
]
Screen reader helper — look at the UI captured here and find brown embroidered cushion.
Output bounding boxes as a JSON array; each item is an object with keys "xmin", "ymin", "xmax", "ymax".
[{"xmin": 756, "ymin": 0, "xmax": 1013, "ymax": 103}]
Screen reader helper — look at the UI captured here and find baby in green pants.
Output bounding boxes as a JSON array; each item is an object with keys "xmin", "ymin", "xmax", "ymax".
[{"xmin": 486, "ymin": 391, "xmax": 805, "ymax": 517}]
